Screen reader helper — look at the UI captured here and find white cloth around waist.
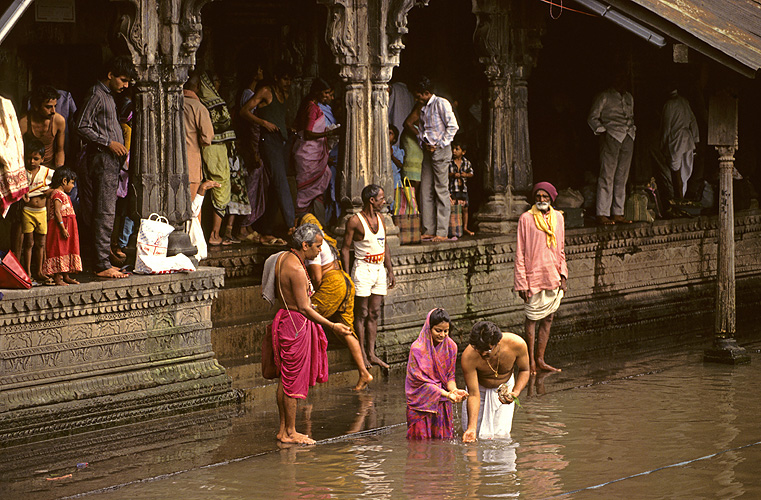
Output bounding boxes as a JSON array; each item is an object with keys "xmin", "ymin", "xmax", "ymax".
[
  {"xmin": 525, "ymin": 288, "xmax": 564, "ymax": 321},
  {"xmin": 462, "ymin": 374, "xmax": 515, "ymax": 440}
]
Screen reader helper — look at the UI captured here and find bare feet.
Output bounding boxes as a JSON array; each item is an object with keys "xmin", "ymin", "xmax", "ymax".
[
  {"xmin": 530, "ymin": 362, "xmax": 537, "ymax": 375},
  {"xmin": 278, "ymin": 431, "xmax": 315, "ymax": 445},
  {"xmin": 421, "ymin": 234, "xmax": 435, "ymax": 241},
  {"xmin": 53, "ymin": 274, "xmax": 68, "ymax": 286},
  {"xmin": 354, "ymin": 373, "xmax": 373, "ymax": 391},
  {"xmin": 369, "ymin": 354, "xmax": 389, "ymax": 370},
  {"xmin": 464, "ymin": 228, "xmax": 475, "ymax": 236},
  {"xmin": 360, "ymin": 353, "xmax": 372, "ymax": 370},
  {"xmin": 536, "ymin": 360, "xmax": 561, "ymax": 372},
  {"xmin": 96, "ymin": 267, "xmax": 129, "ymax": 279},
  {"xmin": 63, "ymin": 275, "xmax": 79, "ymax": 284},
  {"xmin": 431, "ymin": 235, "xmax": 448, "ymax": 243},
  {"xmin": 596, "ymin": 215, "xmax": 615, "ymax": 225}
]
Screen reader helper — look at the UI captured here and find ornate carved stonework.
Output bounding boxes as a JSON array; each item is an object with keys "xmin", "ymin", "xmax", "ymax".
[
  {"xmin": 472, "ymin": 0, "xmax": 512, "ymax": 233},
  {"xmin": 319, "ymin": 0, "xmax": 421, "ymax": 243},
  {"xmin": 376, "ymin": 212, "xmax": 761, "ymax": 364},
  {"xmin": 115, "ymin": 0, "xmax": 214, "ymax": 258},
  {"xmin": 204, "ymin": 213, "xmax": 761, "ymax": 370},
  {"xmin": 472, "ymin": 0, "xmax": 542, "ymax": 231},
  {"xmin": 0, "ymin": 268, "xmax": 238, "ymax": 446}
]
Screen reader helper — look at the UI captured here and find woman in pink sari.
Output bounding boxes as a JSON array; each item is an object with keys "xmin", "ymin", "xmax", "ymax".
[
  {"xmin": 292, "ymin": 78, "xmax": 339, "ymax": 220},
  {"xmin": 405, "ymin": 308, "xmax": 468, "ymax": 439}
]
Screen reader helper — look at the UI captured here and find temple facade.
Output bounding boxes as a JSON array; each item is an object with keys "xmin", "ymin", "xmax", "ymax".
[{"xmin": 2, "ymin": 0, "xmax": 761, "ymax": 442}]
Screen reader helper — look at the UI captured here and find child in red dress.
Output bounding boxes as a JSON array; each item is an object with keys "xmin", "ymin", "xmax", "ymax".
[{"xmin": 43, "ymin": 168, "xmax": 82, "ymax": 285}]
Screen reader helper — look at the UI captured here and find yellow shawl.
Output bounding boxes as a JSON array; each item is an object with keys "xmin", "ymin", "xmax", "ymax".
[
  {"xmin": 530, "ymin": 205, "xmax": 557, "ymax": 248},
  {"xmin": 299, "ymin": 213, "xmax": 337, "ymax": 248}
]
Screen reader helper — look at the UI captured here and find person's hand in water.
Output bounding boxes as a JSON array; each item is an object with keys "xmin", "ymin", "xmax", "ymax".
[{"xmin": 463, "ymin": 428, "xmax": 477, "ymax": 443}]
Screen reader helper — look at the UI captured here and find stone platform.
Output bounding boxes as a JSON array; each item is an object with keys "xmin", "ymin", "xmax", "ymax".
[
  {"xmin": 207, "ymin": 210, "xmax": 761, "ymax": 366},
  {"xmin": 0, "ymin": 268, "xmax": 239, "ymax": 447}
]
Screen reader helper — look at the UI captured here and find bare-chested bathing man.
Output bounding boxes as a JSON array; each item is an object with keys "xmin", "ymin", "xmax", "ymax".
[
  {"xmin": 461, "ymin": 321, "xmax": 530, "ymax": 442},
  {"xmin": 272, "ymin": 223, "xmax": 351, "ymax": 444}
]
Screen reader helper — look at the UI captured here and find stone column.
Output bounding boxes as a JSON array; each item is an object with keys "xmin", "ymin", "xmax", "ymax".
[
  {"xmin": 510, "ymin": 14, "xmax": 542, "ymax": 193},
  {"xmin": 320, "ymin": 0, "xmax": 368, "ymax": 217},
  {"xmin": 472, "ymin": 0, "xmax": 515, "ymax": 234},
  {"xmin": 116, "ymin": 0, "xmax": 212, "ymax": 258},
  {"xmin": 319, "ymin": 0, "xmax": 421, "ymax": 241},
  {"xmin": 704, "ymin": 93, "xmax": 749, "ymax": 364}
]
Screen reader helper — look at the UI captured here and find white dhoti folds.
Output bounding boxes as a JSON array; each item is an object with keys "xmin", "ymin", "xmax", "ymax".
[
  {"xmin": 462, "ymin": 374, "xmax": 515, "ymax": 439},
  {"xmin": 525, "ymin": 288, "xmax": 564, "ymax": 321}
]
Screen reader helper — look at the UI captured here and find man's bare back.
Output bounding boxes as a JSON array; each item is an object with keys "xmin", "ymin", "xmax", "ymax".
[{"xmin": 276, "ymin": 251, "xmax": 309, "ymax": 310}]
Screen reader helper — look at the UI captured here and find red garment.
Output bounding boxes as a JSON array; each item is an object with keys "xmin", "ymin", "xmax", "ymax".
[
  {"xmin": 514, "ymin": 208, "xmax": 567, "ymax": 297},
  {"xmin": 272, "ymin": 308, "xmax": 329, "ymax": 399},
  {"xmin": 43, "ymin": 190, "xmax": 82, "ymax": 275}
]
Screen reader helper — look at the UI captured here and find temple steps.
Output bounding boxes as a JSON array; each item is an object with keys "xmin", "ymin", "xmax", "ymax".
[{"xmin": 220, "ymin": 350, "xmax": 384, "ymax": 402}]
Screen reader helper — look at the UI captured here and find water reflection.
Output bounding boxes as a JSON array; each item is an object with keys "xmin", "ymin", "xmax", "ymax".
[
  {"xmin": 404, "ymin": 440, "xmax": 458, "ymax": 499},
  {"xmin": 7, "ymin": 339, "xmax": 761, "ymax": 500},
  {"xmin": 347, "ymin": 392, "xmax": 377, "ymax": 434}
]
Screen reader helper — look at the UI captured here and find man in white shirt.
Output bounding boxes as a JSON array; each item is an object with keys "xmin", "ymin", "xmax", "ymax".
[
  {"xmin": 413, "ymin": 77, "xmax": 459, "ymax": 242},
  {"xmin": 587, "ymin": 70, "xmax": 636, "ymax": 225}
]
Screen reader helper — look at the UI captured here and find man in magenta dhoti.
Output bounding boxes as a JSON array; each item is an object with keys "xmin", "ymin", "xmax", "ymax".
[
  {"xmin": 514, "ymin": 182, "xmax": 568, "ymax": 374},
  {"xmin": 263, "ymin": 223, "xmax": 351, "ymax": 445}
]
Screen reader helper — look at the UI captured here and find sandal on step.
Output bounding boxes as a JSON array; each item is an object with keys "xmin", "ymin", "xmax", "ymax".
[{"xmin": 261, "ymin": 236, "xmax": 287, "ymax": 246}]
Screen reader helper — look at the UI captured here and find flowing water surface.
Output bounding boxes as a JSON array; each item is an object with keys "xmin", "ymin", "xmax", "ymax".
[{"xmin": 57, "ymin": 339, "xmax": 761, "ymax": 500}]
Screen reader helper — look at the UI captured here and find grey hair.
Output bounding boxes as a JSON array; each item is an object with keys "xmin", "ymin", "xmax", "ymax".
[{"xmin": 291, "ymin": 223, "xmax": 322, "ymax": 249}]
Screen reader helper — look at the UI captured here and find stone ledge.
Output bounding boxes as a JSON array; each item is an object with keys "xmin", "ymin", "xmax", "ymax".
[
  {"xmin": 0, "ymin": 267, "xmax": 236, "ymax": 446},
  {"xmin": 203, "ymin": 211, "xmax": 761, "ymax": 370},
  {"xmin": 0, "ymin": 267, "xmax": 225, "ymax": 324}
]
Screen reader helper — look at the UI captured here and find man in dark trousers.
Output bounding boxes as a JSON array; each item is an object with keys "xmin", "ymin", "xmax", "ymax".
[{"xmin": 75, "ymin": 56, "xmax": 136, "ymax": 278}]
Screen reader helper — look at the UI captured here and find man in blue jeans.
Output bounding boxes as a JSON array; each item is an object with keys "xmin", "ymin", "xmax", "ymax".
[
  {"xmin": 75, "ymin": 56, "xmax": 136, "ymax": 278},
  {"xmin": 239, "ymin": 62, "xmax": 295, "ymax": 243},
  {"xmin": 412, "ymin": 76, "xmax": 459, "ymax": 242}
]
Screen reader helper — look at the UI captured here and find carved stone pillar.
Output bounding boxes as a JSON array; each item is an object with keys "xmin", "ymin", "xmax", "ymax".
[
  {"xmin": 703, "ymin": 146, "xmax": 749, "ymax": 364},
  {"xmin": 510, "ymin": 5, "xmax": 542, "ymax": 194},
  {"xmin": 472, "ymin": 0, "xmax": 515, "ymax": 233},
  {"xmin": 320, "ymin": 0, "xmax": 367, "ymax": 217},
  {"xmin": 117, "ymin": 0, "xmax": 212, "ymax": 258},
  {"xmin": 319, "ymin": 0, "xmax": 421, "ymax": 242},
  {"xmin": 704, "ymin": 93, "xmax": 749, "ymax": 364}
]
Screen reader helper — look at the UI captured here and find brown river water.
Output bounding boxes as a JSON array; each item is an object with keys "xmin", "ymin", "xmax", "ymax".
[{"xmin": 4, "ymin": 335, "xmax": 761, "ymax": 500}]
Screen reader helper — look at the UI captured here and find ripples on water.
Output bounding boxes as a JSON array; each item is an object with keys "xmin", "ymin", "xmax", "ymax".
[{"xmin": 58, "ymin": 346, "xmax": 761, "ymax": 499}]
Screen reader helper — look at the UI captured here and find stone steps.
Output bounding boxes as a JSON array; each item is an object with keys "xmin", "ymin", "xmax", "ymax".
[{"xmin": 220, "ymin": 348, "xmax": 384, "ymax": 402}]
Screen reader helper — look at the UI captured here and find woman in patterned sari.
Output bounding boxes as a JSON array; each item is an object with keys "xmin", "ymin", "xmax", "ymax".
[
  {"xmin": 292, "ymin": 78, "xmax": 339, "ymax": 223},
  {"xmin": 405, "ymin": 308, "xmax": 467, "ymax": 439}
]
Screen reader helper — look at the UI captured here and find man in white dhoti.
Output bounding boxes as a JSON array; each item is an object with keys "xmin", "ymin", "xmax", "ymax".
[
  {"xmin": 660, "ymin": 87, "xmax": 699, "ymax": 200},
  {"xmin": 515, "ymin": 182, "xmax": 568, "ymax": 374},
  {"xmin": 461, "ymin": 321, "xmax": 530, "ymax": 442}
]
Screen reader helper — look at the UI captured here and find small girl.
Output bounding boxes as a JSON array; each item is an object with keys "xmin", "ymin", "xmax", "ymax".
[{"xmin": 43, "ymin": 168, "xmax": 82, "ymax": 285}]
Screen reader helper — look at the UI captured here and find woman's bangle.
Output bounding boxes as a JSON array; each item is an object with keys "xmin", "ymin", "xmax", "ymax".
[{"xmin": 58, "ymin": 221, "xmax": 64, "ymax": 225}]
